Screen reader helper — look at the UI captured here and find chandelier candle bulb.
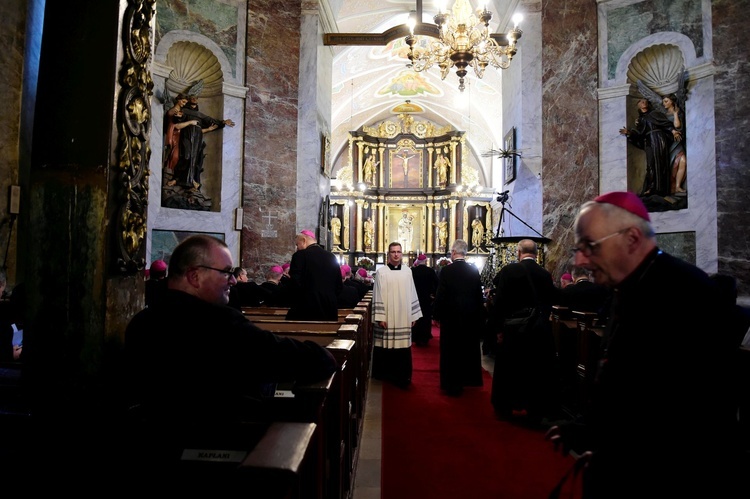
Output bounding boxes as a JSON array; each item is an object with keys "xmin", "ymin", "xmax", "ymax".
[{"xmin": 403, "ymin": 0, "xmax": 522, "ymax": 92}]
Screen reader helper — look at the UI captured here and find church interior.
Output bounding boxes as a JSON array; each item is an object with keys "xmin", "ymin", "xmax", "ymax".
[{"xmin": 0, "ymin": 0, "xmax": 748, "ymax": 493}]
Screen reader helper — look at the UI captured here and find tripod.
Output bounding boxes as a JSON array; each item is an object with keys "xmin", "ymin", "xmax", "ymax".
[{"xmin": 492, "ymin": 192, "xmax": 546, "ymax": 243}]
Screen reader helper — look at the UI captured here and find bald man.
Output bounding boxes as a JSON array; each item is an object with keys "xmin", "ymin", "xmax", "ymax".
[{"xmin": 286, "ymin": 229, "xmax": 343, "ymax": 320}]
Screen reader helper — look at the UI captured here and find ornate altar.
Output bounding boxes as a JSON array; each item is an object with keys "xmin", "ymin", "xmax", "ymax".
[{"xmin": 329, "ymin": 113, "xmax": 494, "ymax": 269}]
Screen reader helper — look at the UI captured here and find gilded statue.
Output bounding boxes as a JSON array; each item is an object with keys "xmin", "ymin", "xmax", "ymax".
[
  {"xmin": 331, "ymin": 216, "xmax": 341, "ymax": 246},
  {"xmin": 363, "ymin": 154, "xmax": 378, "ymax": 185},
  {"xmin": 434, "ymin": 153, "xmax": 450, "ymax": 186},
  {"xmin": 471, "ymin": 218, "xmax": 484, "ymax": 248},
  {"xmin": 433, "ymin": 217, "xmax": 448, "ymax": 252},
  {"xmin": 363, "ymin": 217, "xmax": 374, "ymax": 251}
]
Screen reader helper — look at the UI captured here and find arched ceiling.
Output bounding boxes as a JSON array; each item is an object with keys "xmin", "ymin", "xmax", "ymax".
[{"xmin": 326, "ymin": 0, "xmax": 522, "ymax": 186}]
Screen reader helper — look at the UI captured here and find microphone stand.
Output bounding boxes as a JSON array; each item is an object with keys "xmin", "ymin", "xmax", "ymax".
[{"xmin": 492, "ymin": 195, "xmax": 547, "ymax": 243}]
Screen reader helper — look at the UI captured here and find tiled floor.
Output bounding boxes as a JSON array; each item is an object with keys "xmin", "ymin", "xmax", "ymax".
[
  {"xmin": 351, "ymin": 349, "xmax": 495, "ymax": 499},
  {"xmin": 351, "ymin": 378, "xmax": 382, "ymax": 499}
]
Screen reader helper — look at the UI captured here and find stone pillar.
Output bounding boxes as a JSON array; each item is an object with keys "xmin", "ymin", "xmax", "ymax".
[{"xmin": 25, "ymin": 0, "xmax": 148, "ymax": 409}]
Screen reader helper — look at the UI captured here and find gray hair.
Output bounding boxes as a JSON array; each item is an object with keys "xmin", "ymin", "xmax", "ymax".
[
  {"xmin": 576, "ymin": 200, "xmax": 655, "ymax": 238},
  {"xmin": 451, "ymin": 239, "xmax": 468, "ymax": 256}
]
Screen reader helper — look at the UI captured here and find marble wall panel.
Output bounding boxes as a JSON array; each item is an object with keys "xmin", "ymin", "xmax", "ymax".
[
  {"xmin": 155, "ymin": 0, "xmax": 241, "ymax": 79},
  {"xmin": 605, "ymin": 0, "xmax": 704, "ymax": 80},
  {"xmin": 539, "ymin": 0, "xmax": 600, "ymax": 278},
  {"xmin": 243, "ymin": 0, "xmax": 302, "ymax": 272},
  {"xmin": 712, "ymin": 0, "xmax": 750, "ymax": 297}
]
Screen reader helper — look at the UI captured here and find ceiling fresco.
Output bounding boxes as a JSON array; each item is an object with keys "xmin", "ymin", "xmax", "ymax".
[{"xmin": 328, "ymin": 0, "xmax": 521, "ymax": 187}]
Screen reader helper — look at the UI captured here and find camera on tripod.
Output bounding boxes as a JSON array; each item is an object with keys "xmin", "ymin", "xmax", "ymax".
[{"xmin": 496, "ymin": 190, "xmax": 510, "ymax": 204}]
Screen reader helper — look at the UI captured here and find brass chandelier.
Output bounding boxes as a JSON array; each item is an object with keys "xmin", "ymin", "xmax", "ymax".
[{"xmin": 405, "ymin": 0, "xmax": 523, "ymax": 92}]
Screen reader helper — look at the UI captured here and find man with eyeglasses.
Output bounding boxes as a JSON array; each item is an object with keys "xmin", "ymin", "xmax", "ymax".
[
  {"xmin": 124, "ymin": 234, "xmax": 338, "ymax": 430},
  {"xmin": 546, "ymin": 191, "xmax": 742, "ymax": 498}
]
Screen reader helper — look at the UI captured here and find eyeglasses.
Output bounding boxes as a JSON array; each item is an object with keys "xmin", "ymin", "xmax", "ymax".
[
  {"xmin": 570, "ymin": 228, "xmax": 630, "ymax": 257},
  {"xmin": 196, "ymin": 265, "xmax": 238, "ymax": 279}
]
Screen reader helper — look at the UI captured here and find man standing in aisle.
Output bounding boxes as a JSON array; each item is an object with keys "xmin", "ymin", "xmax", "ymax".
[
  {"xmin": 286, "ymin": 229, "xmax": 342, "ymax": 320},
  {"xmin": 371, "ymin": 242, "xmax": 422, "ymax": 389},
  {"xmin": 432, "ymin": 239, "xmax": 485, "ymax": 396},
  {"xmin": 490, "ymin": 238, "xmax": 560, "ymax": 424},
  {"xmin": 410, "ymin": 253, "xmax": 438, "ymax": 347}
]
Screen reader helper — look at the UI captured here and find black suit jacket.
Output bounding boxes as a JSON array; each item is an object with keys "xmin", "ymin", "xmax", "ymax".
[
  {"xmin": 286, "ymin": 244, "xmax": 343, "ymax": 320},
  {"xmin": 125, "ymin": 290, "xmax": 338, "ymax": 423},
  {"xmin": 337, "ymin": 282, "xmax": 361, "ymax": 308},
  {"xmin": 433, "ymin": 260, "xmax": 483, "ymax": 325},
  {"xmin": 558, "ymin": 279, "xmax": 611, "ymax": 316},
  {"xmin": 411, "ymin": 265, "xmax": 439, "ymax": 320},
  {"xmin": 491, "ymin": 258, "xmax": 559, "ymax": 328}
]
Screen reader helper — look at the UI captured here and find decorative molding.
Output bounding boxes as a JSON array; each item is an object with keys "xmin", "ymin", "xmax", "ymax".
[
  {"xmin": 114, "ymin": 0, "xmax": 156, "ymax": 274},
  {"xmin": 363, "ymin": 114, "xmax": 452, "ymax": 139}
]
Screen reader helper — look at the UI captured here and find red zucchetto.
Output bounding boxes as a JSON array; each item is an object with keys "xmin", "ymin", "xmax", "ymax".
[{"xmin": 594, "ymin": 191, "xmax": 650, "ymax": 221}]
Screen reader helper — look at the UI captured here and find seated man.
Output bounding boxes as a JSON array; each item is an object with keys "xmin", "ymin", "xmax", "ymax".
[
  {"xmin": 345, "ymin": 266, "xmax": 371, "ymax": 301},
  {"xmin": 337, "ymin": 264, "xmax": 361, "ymax": 308},
  {"xmin": 124, "ymin": 235, "xmax": 338, "ymax": 427},
  {"xmin": 557, "ymin": 265, "xmax": 611, "ymax": 319},
  {"xmin": 228, "ymin": 273, "xmax": 271, "ymax": 309},
  {"xmin": 260, "ymin": 265, "xmax": 292, "ymax": 307}
]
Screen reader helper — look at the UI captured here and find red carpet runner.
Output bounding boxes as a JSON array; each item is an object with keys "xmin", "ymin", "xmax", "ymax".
[{"xmin": 382, "ymin": 327, "xmax": 574, "ymax": 498}]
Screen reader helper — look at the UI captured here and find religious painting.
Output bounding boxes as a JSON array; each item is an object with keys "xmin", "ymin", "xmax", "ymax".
[
  {"xmin": 389, "ymin": 146, "xmax": 423, "ymax": 188},
  {"xmin": 321, "ymin": 133, "xmax": 332, "ymax": 178},
  {"xmin": 504, "ymin": 127, "xmax": 516, "ymax": 185},
  {"xmin": 151, "ymin": 229, "xmax": 224, "ymax": 265},
  {"xmin": 386, "ymin": 205, "xmax": 424, "ymax": 256}
]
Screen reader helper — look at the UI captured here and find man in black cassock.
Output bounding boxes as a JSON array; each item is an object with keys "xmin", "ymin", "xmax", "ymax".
[
  {"xmin": 286, "ymin": 229, "xmax": 342, "ymax": 321},
  {"xmin": 433, "ymin": 239, "xmax": 485, "ymax": 396},
  {"xmin": 490, "ymin": 238, "xmax": 560, "ymax": 423},
  {"xmin": 410, "ymin": 254, "xmax": 438, "ymax": 346}
]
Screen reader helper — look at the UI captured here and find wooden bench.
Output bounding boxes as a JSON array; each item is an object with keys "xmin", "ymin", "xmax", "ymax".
[
  {"xmin": 264, "ymin": 337, "xmax": 356, "ymax": 499},
  {"xmin": 120, "ymin": 418, "xmax": 319, "ymax": 496},
  {"xmin": 242, "ymin": 303, "xmax": 373, "ymax": 439},
  {"xmin": 241, "ymin": 301, "xmax": 373, "ymax": 422},
  {"xmin": 550, "ymin": 306, "xmax": 580, "ymax": 417},
  {"xmin": 572, "ymin": 310, "xmax": 604, "ymax": 415}
]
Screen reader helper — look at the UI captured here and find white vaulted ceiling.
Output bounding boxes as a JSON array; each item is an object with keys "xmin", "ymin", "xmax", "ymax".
[{"xmin": 326, "ymin": 0, "xmax": 521, "ymax": 186}]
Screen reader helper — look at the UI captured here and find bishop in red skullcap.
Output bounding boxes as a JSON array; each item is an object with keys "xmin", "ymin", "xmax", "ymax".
[{"xmin": 594, "ymin": 191, "xmax": 650, "ymax": 221}]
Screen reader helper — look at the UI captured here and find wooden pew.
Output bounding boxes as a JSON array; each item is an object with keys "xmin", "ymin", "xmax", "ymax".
[
  {"xmin": 120, "ymin": 415, "xmax": 319, "ymax": 497},
  {"xmin": 550, "ymin": 306, "xmax": 579, "ymax": 417},
  {"xmin": 264, "ymin": 336, "xmax": 356, "ymax": 499},
  {"xmin": 242, "ymin": 304, "xmax": 373, "ymax": 443},
  {"xmin": 241, "ymin": 300, "xmax": 374, "ymax": 445},
  {"xmin": 738, "ymin": 346, "xmax": 750, "ymax": 453},
  {"xmin": 248, "ymin": 320, "xmax": 363, "ymax": 499},
  {"xmin": 572, "ymin": 310, "xmax": 604, "ymax": 414}
]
